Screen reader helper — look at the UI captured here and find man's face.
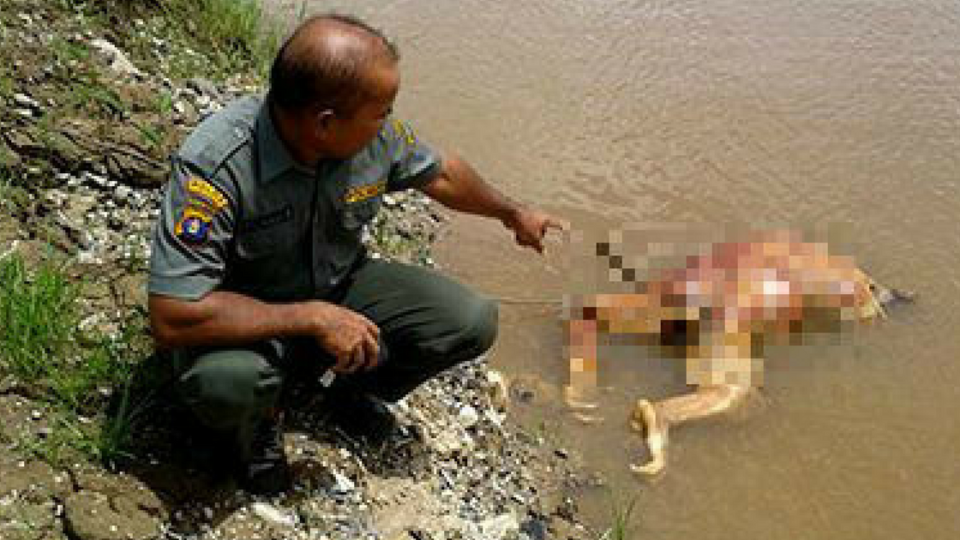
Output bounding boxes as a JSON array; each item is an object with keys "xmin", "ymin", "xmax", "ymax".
[{"xmin": 320, "ymin": 61, "xmax": 399, "ymax": 159}]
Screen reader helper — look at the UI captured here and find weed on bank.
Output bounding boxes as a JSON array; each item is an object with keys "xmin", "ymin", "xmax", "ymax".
[{"xmin": 0, "ymin": 252, "xmax": 151, "ymax": 465}]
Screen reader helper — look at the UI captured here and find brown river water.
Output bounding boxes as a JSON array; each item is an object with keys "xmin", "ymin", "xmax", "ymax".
[{"xmin": 268, "ymin": 0, "xmax": 960, "ymax": 537}]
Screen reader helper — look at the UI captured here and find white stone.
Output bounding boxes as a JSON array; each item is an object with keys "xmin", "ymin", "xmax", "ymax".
[
  {"xmin": 250, "ymin": 502, "xmax": 297, "ymax": 528},
  {"xmin": 12, "ymin": 93, "xmax": 39, "ymax": 109},
  {"xmin": 457, "ymin": 404, "xmax": 480, "ymax": 429},
  {"xmin": 429, "ymin": 429, "xmax": 472, "ymax": 456},
  {"xmin": 331, "ymin": 471, "xmax": 355, "ymax": 494},
  {"xmin": 476, "ymin": 513, "xmax": 520, "ymax": 540},
  {"xmin": 90, "ymin": 38, "xmax": 142, "ymax": 78},
  {"xmin": 81, "ymin": 171, "xmax": 108, "ymax": 187}
]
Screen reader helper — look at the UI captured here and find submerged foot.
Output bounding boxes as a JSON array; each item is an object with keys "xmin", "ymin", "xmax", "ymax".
[
  {"xmin": 630, "ymin": 399, "xmax": 668, "ymax": 476},
  {"xmin": 564, "ymin": 385, "xmax": 603, "ymax": 424},
  {"xmin": 563, "ymin": 384, "xmax": 599, "ymax": 411}
]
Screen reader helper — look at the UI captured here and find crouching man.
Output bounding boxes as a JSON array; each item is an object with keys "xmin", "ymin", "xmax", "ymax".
[{"xmin": 147, "ymin": 14, "xmax": 562, "ymax": 494}]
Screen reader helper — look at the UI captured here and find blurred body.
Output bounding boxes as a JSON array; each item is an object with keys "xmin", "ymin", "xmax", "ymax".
[{"xmin": 564, "ymin": 235, "xmax": 892, "ymax": 475}]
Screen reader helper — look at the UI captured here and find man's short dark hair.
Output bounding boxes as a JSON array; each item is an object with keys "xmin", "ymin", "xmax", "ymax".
[{"xmin": 269, "ymin": 14, "xmax": 399, "ymax": 116}]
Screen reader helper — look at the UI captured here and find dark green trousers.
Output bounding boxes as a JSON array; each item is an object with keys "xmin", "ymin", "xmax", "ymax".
[{"xmin": 173, "ymin": 258, "xmax": 498, "ymax": 457}]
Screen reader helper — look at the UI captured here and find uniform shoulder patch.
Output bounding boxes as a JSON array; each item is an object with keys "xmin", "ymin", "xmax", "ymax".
[{"xmin": 174, "ymin": 176, "xmax": 229, "ymax": 246}]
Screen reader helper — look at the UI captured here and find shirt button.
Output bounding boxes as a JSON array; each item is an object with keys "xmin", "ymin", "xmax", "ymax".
[{"xmin": 234, "ymin": 127, "xmax": 244, "ymax": 139}]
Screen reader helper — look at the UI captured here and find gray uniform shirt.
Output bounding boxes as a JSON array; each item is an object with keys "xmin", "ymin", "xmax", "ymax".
[{"xmin": 148, "ymin": 95, "xmax": 441, "ymax": 302}]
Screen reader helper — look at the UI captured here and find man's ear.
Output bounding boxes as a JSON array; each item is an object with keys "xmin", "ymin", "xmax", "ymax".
[{"xmin": 315, "ymin": 109, "xmax": 336, "ymax": 135}]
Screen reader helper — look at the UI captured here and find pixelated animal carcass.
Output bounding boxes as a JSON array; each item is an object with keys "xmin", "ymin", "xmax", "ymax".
[{"xmin": 563, "ymin": 232, "xmax": 913, "ymax": 476}]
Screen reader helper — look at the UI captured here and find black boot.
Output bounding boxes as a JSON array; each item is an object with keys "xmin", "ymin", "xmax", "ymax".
[
  {"xmin": 238, "ymin": 415, "xmax": 292, "ymax": 496},
  {"xmin": 324, "ymin": 390, "xmax": 398, "ymax": 445}
]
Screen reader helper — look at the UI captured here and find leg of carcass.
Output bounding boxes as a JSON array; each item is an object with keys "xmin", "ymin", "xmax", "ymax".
[
  {"xmin": 656, "ymin": 384, "xmax": 750, "ymax": 425},
  {"xmin": 564, "ymin": 318, "xmax": 600, "ymax": 414},
  {"xmin": 630, "ymin": 384, "xmax": 749, "ymax": 476}
]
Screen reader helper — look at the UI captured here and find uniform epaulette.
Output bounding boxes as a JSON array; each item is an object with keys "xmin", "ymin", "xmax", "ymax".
[
  {"xmin": 176, "ymin": 96, "xmax": 260, "ymax": 180},
  {"xmin": 178, "ymin": 121, "xmax": 251, "ymax": 179}
]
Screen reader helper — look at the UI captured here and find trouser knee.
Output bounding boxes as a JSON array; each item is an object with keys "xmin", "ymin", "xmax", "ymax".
[
  {"xmin": 458, "ymin": 297, "xmax": 499, "ymax": 360},
  {"xmin": 425, "ymin": 296, "xmax": 499, "ymax": 367},
  {"xmin": 353, "ymin": 298, "xmax": 498, "ymax": 402},
  {"xmin": 176, "ymin": 349, "xmax": 282, "ymax": 433}
]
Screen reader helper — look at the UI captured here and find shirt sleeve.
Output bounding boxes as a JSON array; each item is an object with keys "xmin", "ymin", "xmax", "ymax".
[
  {"xmin": 147, "ymin": 158, "xmax": 237, "ymax": 301},
  {"xmin": 384, "ymin": 118, "xmax": 442, "ymax": 192}
]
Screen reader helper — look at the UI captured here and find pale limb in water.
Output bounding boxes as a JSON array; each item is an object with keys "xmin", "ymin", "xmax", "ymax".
[
  {"xmin": 630, "ymin": 384, "xmax": 750, "ymax": 476},
  {"xmin": 630, "ymin": 399, "xmax": 667, "ymax": 476}
]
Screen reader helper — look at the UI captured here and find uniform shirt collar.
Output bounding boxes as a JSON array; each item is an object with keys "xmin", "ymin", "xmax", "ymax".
[{"xmin": 256, "ymin": 98, "xmax": 309, "ymax": 182}]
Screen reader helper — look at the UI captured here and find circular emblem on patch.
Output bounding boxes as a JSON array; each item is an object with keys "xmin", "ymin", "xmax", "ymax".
[{"xmin": 176, "ymin": 215, "xmax": 211, "ymax": 244}]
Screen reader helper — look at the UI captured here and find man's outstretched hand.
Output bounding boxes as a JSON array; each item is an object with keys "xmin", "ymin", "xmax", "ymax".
[{"xmin": 504, "ymin": 207, "xmax": 567, "ymax": 254}]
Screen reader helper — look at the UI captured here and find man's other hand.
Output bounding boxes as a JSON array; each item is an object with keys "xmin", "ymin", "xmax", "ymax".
[{"xmin": 308, "ymin": 302, "xmax": 381, "ymax": 373}]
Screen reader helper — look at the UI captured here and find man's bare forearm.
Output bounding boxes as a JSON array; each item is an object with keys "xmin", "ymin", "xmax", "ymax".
[
  {"xmin": 421, "ymin": 153, "xmax": 523, "ymax": 225},
  {"xmin": 149, "ymin": 291, "xmax": 322, "ymax": 349}
]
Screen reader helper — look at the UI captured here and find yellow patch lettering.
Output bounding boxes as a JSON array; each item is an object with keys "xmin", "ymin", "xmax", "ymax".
[
  {"xmin": 185, "ymin": 177, "xmax": 228, "ymax": 210},
  {"xmin": 344, "ymin": 181, "xmax": 387, "ymax": 204}
]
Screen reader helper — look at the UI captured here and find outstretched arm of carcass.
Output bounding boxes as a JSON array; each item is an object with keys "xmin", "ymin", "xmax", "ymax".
[{"xmin": 630, "ymin": 384, "xmax": 750, "ymax": 476}]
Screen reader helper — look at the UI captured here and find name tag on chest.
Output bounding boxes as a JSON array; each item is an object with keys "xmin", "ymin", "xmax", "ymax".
[{"xmin": 240, "ymin": 204, "xmax": 294, "ymax": 233}]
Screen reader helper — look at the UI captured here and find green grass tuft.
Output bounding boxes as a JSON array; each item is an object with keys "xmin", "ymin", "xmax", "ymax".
[
  {"xmin": 0, "ymin": 254, "xmax": 80, "ymax": 380},
  {"xmin": 183, "ymin": 0, "xmax": 281, "ymax": 79},
  {"xmin": 125, "ymin": 0, "xmax": 281, "ymax": 82},
  {"xmin": 599, "ymin": 493, "xmax": 638, "ymax": 540},
  {"xmin": 0, "ymin": 253, "xmax": 152, "ymax": 466}
]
